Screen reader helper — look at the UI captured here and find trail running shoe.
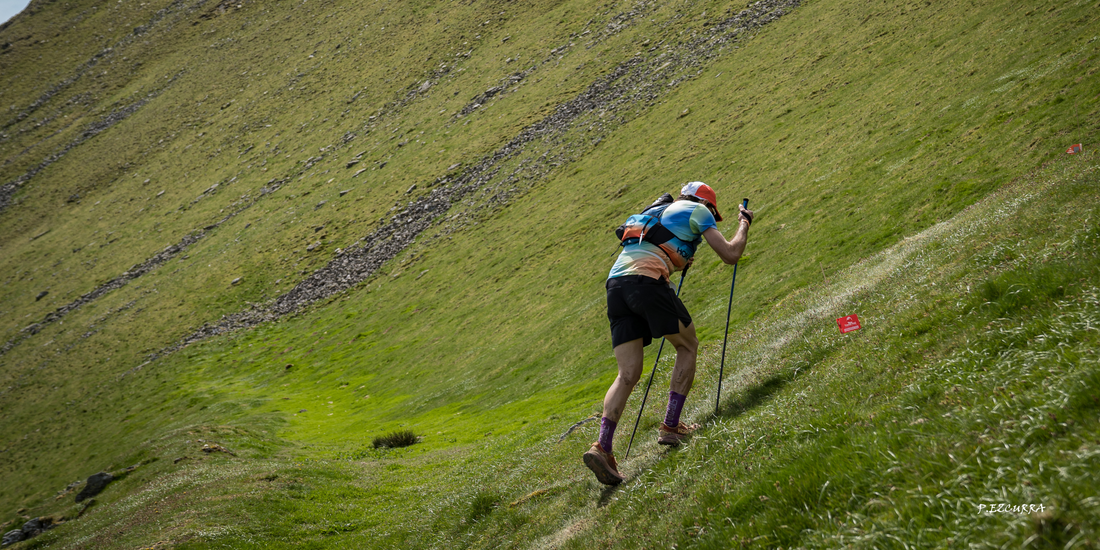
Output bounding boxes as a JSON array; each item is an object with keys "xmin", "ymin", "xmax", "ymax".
[
  {"xmin": 657, "ymin": 421, "xmax": 699, "ymax": 446},
  {"xmin": 583, "ymin": 442, "xmax": 624, "ymax": 486}
]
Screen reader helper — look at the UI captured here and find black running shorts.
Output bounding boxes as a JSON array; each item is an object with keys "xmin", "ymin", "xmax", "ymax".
[{"xmin": 606, "ymin": 275, "xmax": 692, "ymax": 348}]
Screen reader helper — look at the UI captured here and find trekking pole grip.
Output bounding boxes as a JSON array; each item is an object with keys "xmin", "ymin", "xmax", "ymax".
[{"xmin": 739, "ymin": 198, "xmax": 750, "ymax": 227}]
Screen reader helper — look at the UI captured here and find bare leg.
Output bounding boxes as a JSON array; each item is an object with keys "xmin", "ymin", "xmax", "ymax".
[
  {"xmin": 602, "ymin": 338, "xmax": 645, "ymax": 423},
  {"xmin": 663, "ymin": 320, "xmax": 698, "ymax": 396}
]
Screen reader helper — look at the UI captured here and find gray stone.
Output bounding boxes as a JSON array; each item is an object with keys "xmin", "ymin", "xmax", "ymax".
[
  {"xmin": 75, "ymin": 472, "xmax": 114, "ymax": 502},
  {"xmin": 20, "ymin": 517, "xmax": 52, "ymax": 537},
  {"xmin": 2, "ymin": 529, "xmax": 25, "ymax": 546}
]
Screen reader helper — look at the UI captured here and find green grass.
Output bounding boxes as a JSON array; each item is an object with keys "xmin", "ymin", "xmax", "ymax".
[{"xmin": 1, "ymin": 0, "xmax": 1099, "ymax": 547}]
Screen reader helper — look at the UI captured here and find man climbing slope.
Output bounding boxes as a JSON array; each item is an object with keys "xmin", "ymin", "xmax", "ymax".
[{"xmin": 584, "ymin": 181, "xmax": 753, "ymax": 486}]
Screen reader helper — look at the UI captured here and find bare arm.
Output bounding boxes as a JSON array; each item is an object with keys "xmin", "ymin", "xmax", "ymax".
[{"xmin": 703, "ymin": 208, "xmax": 752, "ymax": 264}]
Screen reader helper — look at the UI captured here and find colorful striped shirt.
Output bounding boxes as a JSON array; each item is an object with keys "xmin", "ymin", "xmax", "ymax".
[{"xmin": 608, "ymin": 200, "xmax": 717, "ymax": 281}]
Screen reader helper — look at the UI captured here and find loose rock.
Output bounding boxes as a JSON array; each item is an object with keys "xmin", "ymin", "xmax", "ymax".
[
  {"xmin": 2, "ymin": 516, "xmax": 57, "ymax": 546},
  {"xmin": 202, "ymin": 443, "xmax": 236, "ymax": 456},
  {"xmin": 2, "ymin": 530, "xmax": 25, "ymax": 546},
  {"xmin": 19, "ymin": 518, "xmax": 53, "ymax": 538},
  {"xmin": 75, "ymin": 472, "xmax": 114, "ymax": 503}
]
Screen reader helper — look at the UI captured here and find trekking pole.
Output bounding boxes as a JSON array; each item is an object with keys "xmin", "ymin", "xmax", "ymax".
[
  {"xmin": 623, "ymin": 267, "xmax": 688, "ymax": 461},
  {"xmin": 716, "ymin": 198, "xmax": 749, "ymax": 415}
]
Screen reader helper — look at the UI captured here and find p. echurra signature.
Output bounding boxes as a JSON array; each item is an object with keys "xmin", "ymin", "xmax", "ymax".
[{"xmin": 978, "ymin": 503, "xmax": 1046, "ymax": 514}]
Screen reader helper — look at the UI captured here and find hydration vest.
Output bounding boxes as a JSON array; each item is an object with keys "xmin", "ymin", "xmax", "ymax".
[
  {"xmin": 615, "ymin": 193, "xmax": 676, "ymax": 246},
  {"xmin": 615, "ymin": 193, "xmax": 703, "ymax": 270}
]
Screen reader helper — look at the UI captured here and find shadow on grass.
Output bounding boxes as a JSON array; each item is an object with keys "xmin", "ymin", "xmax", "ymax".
[
  {"xmin": 715, "ymin": 372, "xmax": 789, "ymax": 419},
  {"xmin": 597, "ymin": 483, "xmax": 622, "ymax": 508},
  {"xmin": 715, "ymin": 339, "xmax": 836, "ymax": 419}
]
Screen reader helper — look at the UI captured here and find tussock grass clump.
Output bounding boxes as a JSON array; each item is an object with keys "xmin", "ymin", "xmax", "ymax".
[
  {"xmin": 466, "ymin": 492, "xmax": 501, "ymax": 524},
  {"xmin": 372, "ymin": 430, "xmax": 418, "ymax": 449}
]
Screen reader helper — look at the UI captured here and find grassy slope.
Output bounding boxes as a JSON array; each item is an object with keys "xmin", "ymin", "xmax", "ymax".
[{"xmin": 0, "ymin": 0, "xmax": 1098, "ymax": 547}]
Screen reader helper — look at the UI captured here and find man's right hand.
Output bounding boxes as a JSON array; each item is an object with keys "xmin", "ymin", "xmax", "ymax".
[{"xmin": 739, "ymin": 205, "xmax": 754, "ymax": 226}]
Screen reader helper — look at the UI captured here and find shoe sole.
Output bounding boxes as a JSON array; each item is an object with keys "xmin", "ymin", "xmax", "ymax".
[{"xmin": 583, "ymin": 452, "xmax": 623, "ymax": 486}]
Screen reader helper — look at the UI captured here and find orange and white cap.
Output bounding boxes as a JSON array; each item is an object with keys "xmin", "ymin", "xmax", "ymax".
[{"xmin": 680, "ymin": 181, "xmax": 723, "ymax": 221}]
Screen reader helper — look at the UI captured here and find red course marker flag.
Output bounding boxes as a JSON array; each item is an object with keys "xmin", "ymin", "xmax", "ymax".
[
  {"xmin": 836, "ymin": 314, "xmax": 861, "ymax": 334},
  {"xmin": 1067, "ymin": 144, "xmax": 1083, "ymax": 154}
]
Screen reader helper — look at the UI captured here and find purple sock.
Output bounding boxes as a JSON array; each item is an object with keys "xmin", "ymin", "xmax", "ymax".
[
  {"xmin": 599, "ymin": 417, "xmax": 617, "ymax": 453},
  {"xmin": 664, "ymin": 391, "xmax": 687, "ymax": 427}
]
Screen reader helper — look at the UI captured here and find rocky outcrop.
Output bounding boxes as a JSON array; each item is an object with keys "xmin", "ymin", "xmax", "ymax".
[
  {"xmin": 75, "ymin": 472, "xmax": 114, "ymax": 503},
  {"xmin": 1, "ymin": 517, "xmax": 56, "ymax": 547}
]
